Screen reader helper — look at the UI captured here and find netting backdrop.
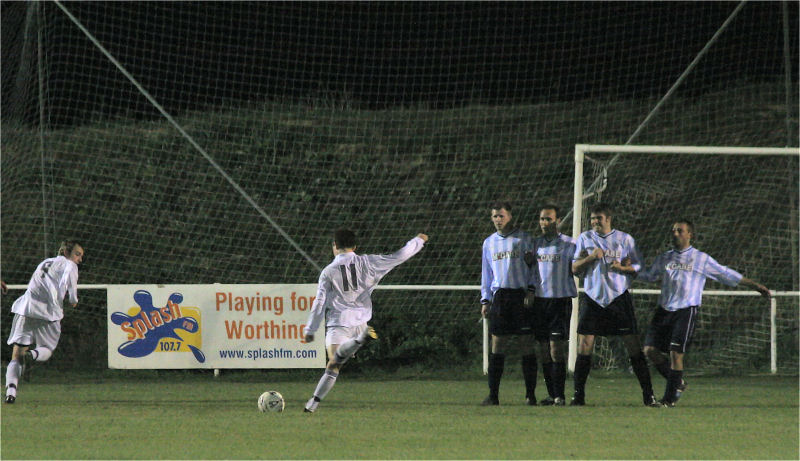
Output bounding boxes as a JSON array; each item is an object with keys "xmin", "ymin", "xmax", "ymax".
[
  {"xmin": 577, "ymin": 151, "xmax": 799, "ymax": 371},
  {"xmin": 1, "ymin": 2, "xmax": 798, "ymax": 372}
]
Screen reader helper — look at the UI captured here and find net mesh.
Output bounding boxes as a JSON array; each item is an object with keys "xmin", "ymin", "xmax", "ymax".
[
  {"xmin": 1, "ymin": 2, "xmax": 797, "ymax": 371},
  {"xmin": 577, "ymin": 150, "xmax": 799, "ymax": 372}
]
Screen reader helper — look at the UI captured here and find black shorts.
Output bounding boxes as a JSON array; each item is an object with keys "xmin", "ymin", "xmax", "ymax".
[
  {"xmin": 533, "ymin": 297, "xmax": 572, "ymax": 341},
  {"xmin": 577, "ymin": 291, "xmax": 638, "ymax": 337},
  {"xmin": 644, "ymin": 306, "xmax": 698, "ymax": 354},
  {"xmin": 488, "ymin": 288, "xmax": 535, "ymax": 336}
]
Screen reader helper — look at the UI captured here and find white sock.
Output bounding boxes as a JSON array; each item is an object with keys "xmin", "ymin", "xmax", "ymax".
[
  {"xmin": 312, "ymin": 370, "xmax": 338, "ymax": 400},
  {"xmin": 334, "ymin": 338, "xmax": 362, "ymax": 364},
  {"xmin": 5, "ymin": 361, "xmax": 20, "ymax": 395},
  {"xmin": 32, "ymin": 347, "xmax": 51, "ymax": 362}
]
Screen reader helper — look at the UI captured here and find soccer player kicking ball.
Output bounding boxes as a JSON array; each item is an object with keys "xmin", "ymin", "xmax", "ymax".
[
  {"xmin": 302, "ymin": 229, "xmax": 428, "ymax": 413},
  {"xmin": 636, "ymin": 220, "xmax": 770, "ymax": 407},
  {"xmin": 5, "ymin": 240, "xmax": 84, "ymax": 404}
]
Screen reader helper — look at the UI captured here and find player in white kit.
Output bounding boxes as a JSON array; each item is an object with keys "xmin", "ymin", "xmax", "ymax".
[
  {"xmin": 303, "ymin": 229, "xmax": 428, "ymax": 413},
  {"xmin": 5, "ymin": 240, "xmax": 84, "ymax": 404}
]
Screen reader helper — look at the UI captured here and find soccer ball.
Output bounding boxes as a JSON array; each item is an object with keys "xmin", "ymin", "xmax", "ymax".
[{"xmin": 257, "ymin": 391, "xmax": 285, "ymax": 413}]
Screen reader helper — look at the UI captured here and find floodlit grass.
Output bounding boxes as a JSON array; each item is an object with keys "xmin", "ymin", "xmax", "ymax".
[{"xmin": 1, "ymin": 373, "xmax": 796, "ymax": 459}]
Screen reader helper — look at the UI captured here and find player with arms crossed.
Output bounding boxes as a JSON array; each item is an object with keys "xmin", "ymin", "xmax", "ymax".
[
  {"xmin": 303, "ymin": 229, "xmax": 429, "ymax": 413},
  {"xmin": 5, "ymin": 240, "xmax": 84, "ymax": 404},
  {"xmin": 530, "ymin": 204, "xmax": 577, "ymax": 406},
  {"xmin": 480, "ymin": 200, "xmax": 540, "ymax": 406},
  {"xmin": 571, "ymin": 203, "xmax": 659, "ymax": 407},
  {"xmin": 636, "ymin": 220, "xmax": 770, "ymax": 407}
]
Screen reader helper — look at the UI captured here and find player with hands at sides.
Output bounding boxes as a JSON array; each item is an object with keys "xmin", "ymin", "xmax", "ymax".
[
  {"xmin": 529, "ymin": 204, "xmax": 577, "ymax": 406},
  {"xmin": 571, "ymin": 203, "xmax": 660, "ymax": 407},
  {"xmin": 302, "ymin": 229, "xmax": 428, "ymax": 413},
  {"xmin": 5, "ymin": 240, "xmax": 84, "ymax": 404},
  {"xmin": 480, "ymin": 200, "xmax": 540, "ymax": 406},
  {"xmin": 635, "ymin": 220, "xmax": 770, "ymax": 407}
]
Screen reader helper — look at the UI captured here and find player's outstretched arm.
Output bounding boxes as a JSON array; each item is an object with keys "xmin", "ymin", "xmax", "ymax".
[{"xmin": 739, "ymin": 277, "xmax": 771, "ymax": 299}]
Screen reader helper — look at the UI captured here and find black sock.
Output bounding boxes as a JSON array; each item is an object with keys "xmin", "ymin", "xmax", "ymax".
[
  {"xmin": 522, "ymin": 354, "xmax": 538, "ymax": 400},
  {"xmin": 573, "ymin": 354, "xmax": 592, "ymax": 398},
  {"xmin": 541, "ymin": 358, "xmax": 554, "ymax": 398},
  {"xmin": 662, "ymin": 369, "xmax": 683, "ymax": 403},
  {"xmin": 653, "ymin": 360, "xmax": 670, "ymax": 380},
  {"xmin": 553, "ymin": 361, "xmax": 567, "ymax": 399},
  {"xmin": 630, "ymin": 353, "xmax": 654, "ymax": 397},
  {"xmin": 488, "ymin": 353, "xmax": 505, "ymax": 399}
]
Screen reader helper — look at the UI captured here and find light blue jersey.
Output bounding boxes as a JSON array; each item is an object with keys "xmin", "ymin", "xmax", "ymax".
[
  {"xmin": 637, "ymin": 246, "xmax": 743, "ymax": 311},
  {"xmin": 574, "ymin": 229, "xmax": 642, "ymax": 307},
  {"xmin": 532, "ymin": 233, "xmax": 577, "ymax": 298},
  {"xmin": 481, "ymin": 229, "xmax": 535, "ymax": 303}
]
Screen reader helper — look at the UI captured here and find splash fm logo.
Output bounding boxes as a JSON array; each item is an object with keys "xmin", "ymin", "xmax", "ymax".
[{"xmin": 110, "ymin": 290, "xmax": 206, "ymax": 363}]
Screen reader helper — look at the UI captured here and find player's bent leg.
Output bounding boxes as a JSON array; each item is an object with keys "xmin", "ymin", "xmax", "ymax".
[
  {"xmin": 29, "ymin": 347, "xmax": 52, "ymax": 362},
  {"xmin": 644, "ymin": 346, "xmax": 670, "ymax": 380},
  {"xmin": 332, "ymin": 325, "xmax": 377, "ymax": 365}
]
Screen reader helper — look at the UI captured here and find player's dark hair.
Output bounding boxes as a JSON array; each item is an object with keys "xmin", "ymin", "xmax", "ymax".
[
  {"xmin": 334, "ymin": 229, "xmax": 357, "ymax": 249},
  {"xmin": 58, "ymin": 239, "xmax": 83, "ymax": 257},
  {"xmin": 491, "ymin": 200, "xmax": 512, "ymax": 212},
  {"xmin": 674, "ymin": 219, "xmax": 695, "ymax": 235},
  {"xmin": 540, "ymin": 204, "xmax": 561, "ymax": 219},
  {"xmin": 589, "ymin": 202, "xmax": 613, "ymax": 217}
]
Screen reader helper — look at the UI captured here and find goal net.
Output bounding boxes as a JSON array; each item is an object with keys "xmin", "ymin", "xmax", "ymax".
[
  {"xmin": 570, "ymin": 145, "xmax": 799, "ymax": 374},
  {"xmin": 1, "ymin": 2, "xmax": 797, "ymax": 372}
]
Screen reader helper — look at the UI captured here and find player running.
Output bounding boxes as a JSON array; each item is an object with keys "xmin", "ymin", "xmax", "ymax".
[
  {"xmin": 302, "ymin": 229, "xmax": 428, "ymax": 413},
  {"xmin": 635, "ymin": 220, "xmax": 770, "ymax": 407},
  {"xmin": 5, "ymin": 240, "xmax": 84, "ymax": 404}
]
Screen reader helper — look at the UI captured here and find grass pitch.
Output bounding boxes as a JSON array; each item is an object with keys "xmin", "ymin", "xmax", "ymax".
[{"xmin": 1, "ymin": 372, "xmax": 796, "ymax": 459}]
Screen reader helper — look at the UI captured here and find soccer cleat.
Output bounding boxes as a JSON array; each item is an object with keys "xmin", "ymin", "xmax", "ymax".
[
  {"xmin": 525, "ymin": 397, "xmax": 538, "ymax": 406},
  {"xmin": 659, "ymin": 399, "xmax": 675, "ymax": 408},
  {"xmin": 361, "ymin": 326, "xmax": 378, "ymax": 343},
  {"xmin": 674, "ymin": 379, "xmax": 687, "ymax": 403},
  {"xmin": 569, "ymin": 395, "xmax": 585, "ymax": 406},
  {"xmin": 481, "ymin": 395, "xmax": 499, "ymax": 406},
  {"xmin": 4, "ymin": 395, "xmax": 15, "ymax": 404},
  {"xmin": 303, "ymin": 397, "xmax": 319, "ymax": 413},
  {"xmin": 644, "ymin": 394, "xmax": 662, "ymax": 407},
  {"xmin": 553, "ymin": 397, "xmax": 566, "ymax": 406},
  {"xmin": 538, "ymin": 396, "xmax": 555, "ymax": 406}
]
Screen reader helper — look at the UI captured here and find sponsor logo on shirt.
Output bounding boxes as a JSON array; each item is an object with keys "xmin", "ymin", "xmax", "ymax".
[
  {"xmin": 493, "ymin": 249, "xmax": 520, "ymax": 261},
  {"xmin": 537, "ymin": 254, "xmax": 561, "ymax": 262},
  {"xmin": 666, "ymin": 262, "xmax": 693, "ymax": 271},
  {"xmin": 110, "ymin": 290, "xmax": 206, "ymax": 363}
]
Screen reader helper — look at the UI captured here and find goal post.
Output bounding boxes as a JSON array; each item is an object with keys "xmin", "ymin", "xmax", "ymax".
[{"xmin": 569, "ymin": 144, "xmax": 800, "ymax": 374}]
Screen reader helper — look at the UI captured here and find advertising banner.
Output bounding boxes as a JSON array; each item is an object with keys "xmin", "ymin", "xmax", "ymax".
[{"xmin": 107, "ymin": 284, "xmax": 324, "ymax": 369}]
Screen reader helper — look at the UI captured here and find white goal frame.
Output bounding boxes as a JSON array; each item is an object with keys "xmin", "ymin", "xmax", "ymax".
[{"xmin": 569, "ymin": 144, "xmax": 800, "ymax": 374}]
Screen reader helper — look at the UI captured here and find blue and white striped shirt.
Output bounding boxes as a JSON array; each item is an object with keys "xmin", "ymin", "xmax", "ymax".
[
  {"xmin": 637, "ymin": 246, "xmax": 743, "ymax": 311},
  {"xmin": 574, "ymin": 229, "xmax": 642, "ymax": 307},
  {"xmin": 532, "ymin": 233, "xmax": 577, "ymax": 298},
  {"xmin": 481, "ymin": 229, "xmax": 535, "ymax": 303}
]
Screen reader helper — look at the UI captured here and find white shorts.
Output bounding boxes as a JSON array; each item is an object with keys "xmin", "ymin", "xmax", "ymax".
[
  {"xmin": 325, "ymin": 324, "xmax": 368, "ymax": 347},
  {"xmin": 6, "ymin": 314, "xmax": 61, "ymax": 351}
]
